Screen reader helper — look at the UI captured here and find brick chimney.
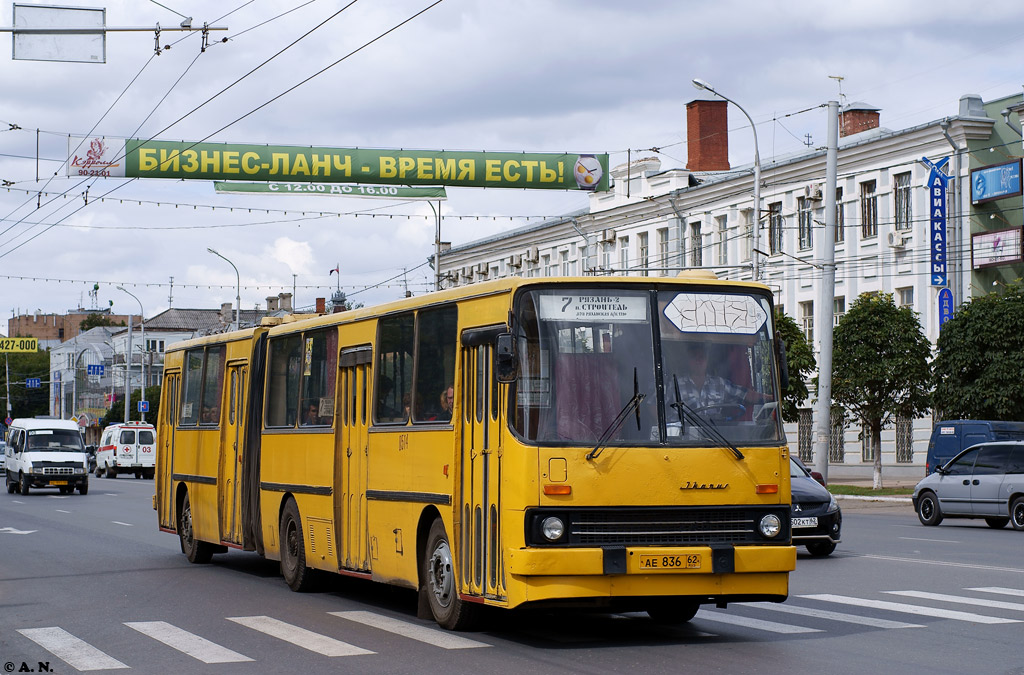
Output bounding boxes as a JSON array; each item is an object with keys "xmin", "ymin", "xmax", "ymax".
[
  {"xmin": 686, "ymin": 98, "xmax": 730, "ymax": 171},
  {"xmin": 840, "ymin": 102, "xmax": 880, "ymax": 137}
]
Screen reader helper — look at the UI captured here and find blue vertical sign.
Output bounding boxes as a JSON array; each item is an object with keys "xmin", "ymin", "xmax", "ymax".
[
  {"xmin": 938, "ymin": 287, "xmax": 953, "ymax": 329},
  {"xmin": 921, "ymin": 156, "xmax": 950, "ymax": 287}
]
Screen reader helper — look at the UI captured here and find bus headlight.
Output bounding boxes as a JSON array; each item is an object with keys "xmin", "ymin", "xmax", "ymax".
[
  {"xmin": 541, "ymin": 516, "xmax": 565, "ymax": 541},
  {"xmin": 759, "ymin": 514, "xmax": 782, "ymax": 538}
]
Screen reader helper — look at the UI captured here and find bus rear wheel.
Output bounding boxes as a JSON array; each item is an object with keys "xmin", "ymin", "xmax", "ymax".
[
  {"xmin": 422, "ymin": 519, "xmax": 480, "ymax": 631},
  {"xmin": 280, "ymin": 499, "xmax": 315, "ymax": 592},
  {"xmin": 179, "ymin": 491, "xmax": 214, "ymax": 564},
  {"xmin": 646, "ymin": 599, "xmax": 700, "ymax": 624}
]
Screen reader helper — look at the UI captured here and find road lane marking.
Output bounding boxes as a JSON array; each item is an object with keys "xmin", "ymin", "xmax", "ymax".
[
  {"xmin": 330, "ymin": 610, "xmax": 490, "ymax": 649},
  {"xmin": 0, "ymin": 526, "xmax": 37, "ymax": 534},
  {"xmin": 860, "ymin": 554, "xmax": 1024, "ymax": 574},
  {"xmin": 695, "ymin": 610, "xmax": 821, "ymax": 634},
  {"xmin": 885, "ymin": 590, "xmax": 1024, "ymax": 612},
  {"xmin": 800, "ymin": 594, "xmax": 1021, "ymax": 624},
  {"xmin": 747, "ymin": 602, "xmax": 924, "ymax": 628},
  {"xmin": 970, "ymin": 587, "xmax": 1024, "ymax": 597},
  {"xmin": 17, "ymin": 627, "xmax": 128, "ymax": 671},
  {"xmin": 227, "ymin": 615, "xmax": 374, "ymax": 656},
  {"xmin": 56, "ymin": 509, "xmax": 71, "ymax": 513},
  {"xmin": 126, "ymin": 621, "xmax": 252, "ymax": 663},
  {"xmin": 112, "ymin": 521, "xmax": 133, "ymax": 527},
  {"xmin": 898, "ymin": 536, "xmax": 960, "ymax": 543}
]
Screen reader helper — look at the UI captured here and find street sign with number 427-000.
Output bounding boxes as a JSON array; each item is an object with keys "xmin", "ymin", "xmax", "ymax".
[{"xmin": 0, "ymin": 338, "xmax": 37, "ymax": 352}]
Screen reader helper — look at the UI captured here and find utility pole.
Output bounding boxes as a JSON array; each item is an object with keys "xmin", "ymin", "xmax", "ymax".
[{"xmin": 812, "ymin": 101, "xmax": 840, "ymax": 484}]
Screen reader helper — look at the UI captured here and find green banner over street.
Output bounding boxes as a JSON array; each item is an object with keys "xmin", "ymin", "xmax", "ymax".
[
  {"xmin": 214, "ymin": 182, "xmax": 448, "ymax": 200},
  {"xmin": 69, "ymin": 137, "xmax": 609, "ymax": 192}
]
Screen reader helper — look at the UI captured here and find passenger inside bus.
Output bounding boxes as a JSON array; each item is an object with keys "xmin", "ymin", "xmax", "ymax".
[
  {"xmin": 302, "ymin": 402, "xmax": 320, "ymax": 426},
  {"xmin": 437, "ymin": 385, "xmax": 454, "ymax": 421},
  {"xmin": 671, "ymin": 341, "xmax": 764, "ymax": 419}
]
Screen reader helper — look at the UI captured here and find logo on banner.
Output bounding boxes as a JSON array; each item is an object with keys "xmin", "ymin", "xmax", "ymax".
[{"xmin": 920, "ymin": 157, "xmax": 950, "ymax": 287}]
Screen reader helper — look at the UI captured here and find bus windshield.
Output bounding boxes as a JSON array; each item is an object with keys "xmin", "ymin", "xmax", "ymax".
[{"xmin": 511, "ymin": 287, "xmax": 784, "ymax": 447}]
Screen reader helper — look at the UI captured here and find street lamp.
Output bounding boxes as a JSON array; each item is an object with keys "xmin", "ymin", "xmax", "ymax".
[
  {"xmin": 117, "ymin": 286, "xmax": 145, "ymax": 423},
  {"xmin": 207, "ymin": 247, "xmax": 241, "ymax": 330},
  {"xmin": 691, "ymin": 78, "xmax": 763, "ymax": 280}
]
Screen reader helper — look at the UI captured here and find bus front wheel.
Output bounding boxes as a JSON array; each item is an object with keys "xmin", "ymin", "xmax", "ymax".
[
  {"xmin": 422, "ymin": 519, "xmax": 480, "ymax": 631},
  {"xmin": 280, "ymin": 499, "xmax": 315, "ymax": 592}
]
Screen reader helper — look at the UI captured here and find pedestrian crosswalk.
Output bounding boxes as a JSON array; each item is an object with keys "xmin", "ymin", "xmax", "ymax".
[{"xmin": 10, "ymin": 585, "xmax": 1024, "ymax": 671}]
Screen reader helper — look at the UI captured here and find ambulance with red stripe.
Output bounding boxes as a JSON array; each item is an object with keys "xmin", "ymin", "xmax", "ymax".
[{"xmin": 95, "ymin": 421, "xmax": 156, "ymax": 479}]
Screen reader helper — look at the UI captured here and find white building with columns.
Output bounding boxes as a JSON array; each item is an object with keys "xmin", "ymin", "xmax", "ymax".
[{"xmin": 438, "ymin": 91, "xmax": 1024, "ymax": 475}]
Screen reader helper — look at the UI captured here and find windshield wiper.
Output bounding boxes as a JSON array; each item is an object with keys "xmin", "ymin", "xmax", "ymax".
[
  {"xmin": 587, "ymin": 368, "xmax": 645, "ymax": 461},
  {"xmin": 670, "ymin": 374, "xmax": 744, "ymax": 460}
]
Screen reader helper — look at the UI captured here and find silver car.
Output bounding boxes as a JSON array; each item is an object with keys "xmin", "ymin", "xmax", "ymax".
[{"xmin": 912, "ymin": 440, "xmax": 1024, "ymax": 530}]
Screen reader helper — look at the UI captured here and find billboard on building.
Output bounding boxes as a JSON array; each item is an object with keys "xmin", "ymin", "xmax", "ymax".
[{"xmin": 970, "ymin": 159, "xmax": 1023, "ymax": 205}]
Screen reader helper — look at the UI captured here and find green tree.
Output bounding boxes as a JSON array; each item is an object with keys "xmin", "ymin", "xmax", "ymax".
[
  {"xmin": 831, "ymin": 293, "xmax": 931, "ymax": 488},
  {"xmin": 79, "ymin": 313, "xmax": 125, "ymax": 331},
  {"xmin": 775, "ymin": 309, "xmax": 816, "ymax": 423},
  {"xmin": 932, "ymin": 281, "xmax": 1024, "ymax": 419},
  {"xmin": 104, "ymin": 385, "xmax": 161, "ymax": 428},
  {"xmin": 1, "ymin": 349, "xmax": 50, "ymax": 419}
]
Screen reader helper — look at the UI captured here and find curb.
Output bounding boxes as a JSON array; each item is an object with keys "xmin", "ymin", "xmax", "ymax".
[{"xmin": 833, "ymin": 494, "xmax": 913, "ymax": 503}]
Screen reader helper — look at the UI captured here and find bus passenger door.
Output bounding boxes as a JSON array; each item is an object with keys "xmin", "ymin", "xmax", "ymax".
[
  {"xmin": 219, "ymin": 361, "xmax": 247, "ymax": 545},
  {"xmin": 460, "ymin": 341, "xmax": 506, "ymax": 601},
  {"xmin": 337, "ymin": 345, "xmax": 372, "ymax": 571},
  {"xmin": 158, "ymin": 370, "xmax": 179, "ymax": 530}
]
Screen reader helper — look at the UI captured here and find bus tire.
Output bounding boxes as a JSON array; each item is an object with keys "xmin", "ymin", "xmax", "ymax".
[
  {"xmin": 646, "ymin": 599, "xmax": 700, "ymax": 624},
  {"xmin": 20, "ymin": 472, "xmax": 30, "ymax": 495},
  {"xmin": 78, "ymin": 480, "xmax": 88, "ymax": 496},
  {"xmin": 179, "ymin": 491, "xmax": 214, "ymax": 564},
  {"xmin": 422, "ymin": 518, "xmax": 480, "ymax": 631},
  {"xmin": 280, "ymin": 499, "xmax": 315, "ymax": 592},
  {"xmin": 6, "ymin": 472, "xmax": 15, "ymax": 493}
]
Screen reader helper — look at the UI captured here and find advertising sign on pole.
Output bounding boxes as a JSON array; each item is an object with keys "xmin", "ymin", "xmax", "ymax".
[{"xmin": 921, "ymin": 156, "xmax": 950, "ymax": 287}]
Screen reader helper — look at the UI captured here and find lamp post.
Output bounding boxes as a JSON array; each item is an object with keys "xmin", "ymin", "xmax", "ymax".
[
  {"xmin": 691, "ymin": 78, "xmax": 762, "ymax": 281},
  {"xmin": 117, "ymin": 286, "xmax": 145, "ymax": 422},
  {"xmin": 208, "ymin": 247, "xmax": 241, "ymax": 330}
]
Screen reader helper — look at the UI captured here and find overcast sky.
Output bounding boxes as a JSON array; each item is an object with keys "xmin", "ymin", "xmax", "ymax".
[{"xmin": 1, "ymin": 0, "xmax": 1022, "ymax": 325}]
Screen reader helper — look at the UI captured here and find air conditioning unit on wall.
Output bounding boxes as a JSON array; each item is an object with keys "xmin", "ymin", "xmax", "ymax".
[
  {"xmin": 804, "ymin": 183, "xmax": 823, "ymax": 201},
  {"xmin": 887, "ymin": 231, "xmax": 908, "ymax": 248},
  {"xmin": 523, "ymin": 246, "xmax": 539, "ymax": 263}
]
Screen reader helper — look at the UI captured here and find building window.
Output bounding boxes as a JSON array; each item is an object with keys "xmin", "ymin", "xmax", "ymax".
[
  {"xmin": 601, "ymin": 242, "xmax": 611, "ymax": 272},
  {"xmin": 656, "ymin": 227, "xmax": 669, "ymax": 275},
  {"xmin": 800, "ymin": 301, "xmax": 814, "ymax": 344},
  {"xmin": 897, "ymin": 286, "xmax": 914, "ymax": 309},
  {"xmin": 768, "ymin": 202, "xmax": 783, "ymax": 255},
  {"xmin": 860, "ymin": 179, "xmax": 878, "ymax": 239},
  {"xmin": 835, "ymin": 187, "xmax": 845, "ymax": 243},
  {"xmin": 861, "ymin": 421, "xmax": 875, "ymax": 462},
  {"xmin": 798, "ymin": 197, "xmax": 813, "ymax": 251},
  {"xmin": 833, "ymin": 296, "xmax": 845, "ymax": 326},
  {"xmin": 638, "ymin": 232, "xmax": 649, "ymax": 276},
  {"xmin": 894, "ymin": 172, "xmax": 912, "ymax": 231},
  {"xmin": 742, "ymin": 209, "xmax": 753, "ymax": 262},
  {"xmin": 798, "ymin": 408, "xmax": 813, "ymax": 462},
  {"xmin": 830, "ymin": 408, "xmax": 845, "ymax": 463},
  {"xmin": 715, "ymin": 215, "xmax": 728, "ymax": 265},
  {"xmin": 689, "ymin": 221, "xmax": 702, "ymax": 267},
  {"xmin": 618, "ymin": 236, "xmax": 629, "ymax": 273},
  {"xmin": 895, "ymin": 413, "xmax": 914, "ymax": 463},
  {"xmin": 542, "ymin": 254, "xmax": 553, "ymax": 277}
]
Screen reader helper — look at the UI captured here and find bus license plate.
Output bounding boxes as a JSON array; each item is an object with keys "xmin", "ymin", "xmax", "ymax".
[
  {"xmin": 637, "ymin": 554, "xmax": 701, "ymax": 571},
  {"xmin": 792, "ymin": 516, "xmax": 818, "ymax": 528},
  {"xmin": 50, "ymin": 480, "xmax": 67, "ymax": 486}
]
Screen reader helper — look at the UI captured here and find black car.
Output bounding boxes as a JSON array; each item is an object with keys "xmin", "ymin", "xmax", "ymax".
[{"xmin": 790, "ymin": 457, "xmax": 842, "ymax": 556}]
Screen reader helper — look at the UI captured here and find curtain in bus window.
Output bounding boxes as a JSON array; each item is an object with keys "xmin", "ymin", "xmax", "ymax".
[
  {"xmin": 413, "ymin": 306, "xmax": 457, "ymax": 423},
  {"xmin": 376, "ymin": 314, "xmax": 414, "ymax": 424},
  {"xmin": 199, "ymin": 346, "xmax": 225, "ymax": 426},
  {"xmin": 180, "ymin": 349, "xmax": 204, "ymax": 426},
  {"xmin": 266, "ymin": 335, "xmax": 302, "ymax": 427},
  {"xmin": 299, "ymin": 329, "xmax": 337, "ymax": 427}
]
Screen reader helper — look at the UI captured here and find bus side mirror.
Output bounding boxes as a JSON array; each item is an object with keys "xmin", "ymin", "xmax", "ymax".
[
  {"xmin": 495, "ymin": 333, "xmax": 517, "ymax": 383},
  {"xmin": 775, "ymin": 335, "xmax": 790, "ymax": 392}
]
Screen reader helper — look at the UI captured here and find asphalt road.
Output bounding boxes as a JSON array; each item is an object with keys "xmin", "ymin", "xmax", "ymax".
[{"xmin": 2, "ymin": 480, "xmax": 1023, "ymax": 674}]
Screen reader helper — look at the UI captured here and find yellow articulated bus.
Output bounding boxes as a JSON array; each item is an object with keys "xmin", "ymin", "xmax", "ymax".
[{"xmin": 156, "ymin": 273, "xmax": 795, "ymax": 630}]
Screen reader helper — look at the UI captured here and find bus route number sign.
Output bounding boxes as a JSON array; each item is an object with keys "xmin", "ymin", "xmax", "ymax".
[
  {"xmin": 637, "ymin": 553, "xmax": 701, "ymax": 571},
  {"xmin": 0, "ymin": 338, "xmax": 37, "ymax": 353}
]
